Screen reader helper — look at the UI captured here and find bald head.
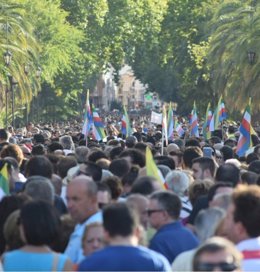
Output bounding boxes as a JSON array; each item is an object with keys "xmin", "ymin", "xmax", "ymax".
[{"xmin": 67, "ymin": 175, "xmax": 98, "ymax": 223}]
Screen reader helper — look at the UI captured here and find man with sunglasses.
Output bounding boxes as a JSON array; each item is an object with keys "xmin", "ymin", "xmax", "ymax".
[
  {"xmin": 193, "ymin": 237, "xmax": 242, "ymax": 271},
  {"xmin": 148, "ymin": 191, "xmax": 199, "ymax": 263}
]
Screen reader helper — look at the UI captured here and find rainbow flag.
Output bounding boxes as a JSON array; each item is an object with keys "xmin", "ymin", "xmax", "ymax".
[
  {"xmin": 209, "ymin": 96, "xmax": 222, "ymax": 132},
  {"xmin": 0, "ymin": 163, "xmax": 9, "ymax": 194},
  {"xmin": 121, "ymin": 106, "xmax": 132, "ymax": 137},
  {"xmin": 167, "ymin": 103, "xmax": 174, "ymax": 140},
  {"xmin": 175, "ymin": 118, "xmax": 185, "ymax": 137},
  {"xmin": 219, "ymin": 98, "xmax": 227, "ymax": 122},
  {"xmin": 202, "ymin": 102, "xmax": 212, "ymax": 140},
  {"xmin": 92, "ymin": 106, "xmax": 106, "ymax": 141},
  {"xmin": 82, "ymin": 90, "xmax": 93, "ymax": 138},
  {"xmin": 145, "ymin": 147, "xmax": 167, "ymax": 190},
  {"xmin": 236, "ymin": 100, "xmax": 251, "ymax": 157},
  {"xmin": 190, "ymin": 102, "xmax": 199, "ymax": 137}
]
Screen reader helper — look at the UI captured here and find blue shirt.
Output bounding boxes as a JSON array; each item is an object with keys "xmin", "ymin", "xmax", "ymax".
[
  {"xmin": 3, "ymin": 250, "xmax": 68, "ymax": 271},
  {"xmin": 149, "ymin": 221, "xmax": 199, "ymax": 263},
  {"xmin": 65, "ymin": 211, "xmax": 102, "ymax": 263},
  {"xmin": 78, "ymin": 245, "xmax": 171, "ymax": 271}
]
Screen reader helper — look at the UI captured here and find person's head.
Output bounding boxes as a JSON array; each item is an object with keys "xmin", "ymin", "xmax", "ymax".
[
  {"xmin": 183, "ymin": 146, "xmax": 203, "ymax": 169},
  {"xmin": 254, "ymin": 144, "xmax": 260, "ymax": 157},
  {"xmin": 24, "ymin": 176, "xmax": 55, "ymax": 204},
  {"xmin": 215, "ymin": 163, "xmax": 240, "ymax": 187},
  {"xmin": 192, "ymin": 157, "xmax": 216, "ymax": 181},
  {"xmin": 47, "ymin": 142, "xmax": 64, "ymax": 153},
  {"xmin": 33, "ymin": 134, "xmax": 45, "ymax": 145},
  {"xmin": 193, "ymin": 237, "xmax": 242, "ymax": 272},
  {"xmin": 188, "ymin": 179, "xmax": 214, "ymax": 207},
  {"xmin": 168, "ymin": 150, "xmax": 183, "ymax": 169},
  {"xmin": 148, "ymin": 191, "xmax": 181, "ymax": 230},
  {"xmin": 119, "ymin": 149, "xmax": 145, "ymax": 168},
  {"xmin": 66, "ymin": 175, "xmax": 98, "ymax": 224},
  {"xmin": 82, "ymin": 222, "xmax": 104, "ymax": 256},
  {"xmin": 25, "ymin": 155, "xmax": 53, "ymax": 179},
  {"xmin": 121, "ymin": 165, "xmax": 139, "ymax": 194},
  {"xmin": 19, "ymin": 200, "xmax": 61, "ymax": 246},
  {"xmin": 194, "ymin": 207, "xmax": 226, "ymax": 242},
  {"xmin": 109, "ymin": 146, "xmax": 124, "ymax": 160},
  {"xmin": 223, "ymin": 184, "xmax": 260, "ymax": 243},
  {"xmin": 245, "ymin": 152, "xmax": 259, "ymax": 165},
  {"xmin": 220, "ymin": 145, "xmax": 234, "ymax": 162},
  {"xmin": 248, "ymin": 160, "xmax": 260, "ymax": 174},
  {"xmin": 240, "ymin": 170, "xmax": 259, "ymax": 185},
  {"xmin": 0, "ymin": 128, "xmax": 9, "ymax": 142},
  {"xmin": 78, "ymin": 161, "xmax": 103, "ymax": 182},
  {"xmin": 0, "ymin": 144, "xmax": 24, "ymax": 166},
  {"xmin": 131, "ymin": 176, "xmax": 161, "ymax": 196},
  {"xmin": 109, "ymin": 158, "xmax": 131, "ymax": 178},
  {"xmin": 126, "ymin": 194, "xmax": 149, "ymax": 229},
  {"xmin": 125, "ymin": 136, "xmax": 137, "ymax": 148},
  {"xmin": 97, "ymin": 183, "xmax": 112, "ymax": 210},
  {"xmin": 74, "ymin": 146, "xmax": 89, "ymax": 164},
  {"xmin": 57, "ymin": 156, "xmax": 77, "ymax": 179},
  {"xmin": 165, "ymin": 170, "xmax": 190, "ymax": 197},
  {"xmin": 31, "ymin": 144, "xmax": 46, "ymax": 156},
  {"xmin": 88, "ymin": 150, "xmax": 108, "ymax": 163},
  {"xmin": 59, "ymin": 135, "xmax": 75, "ymax": 151},
  {"xmin": 102, "ymin": 202, "xmax": 140, "ymax": 244},
  {"xmin": 103, "ymin": 176, "xmax": 123, "ymax": 201}
]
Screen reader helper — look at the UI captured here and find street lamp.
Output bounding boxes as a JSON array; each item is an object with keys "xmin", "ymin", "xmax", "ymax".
[
  {"xmin": 248, "ymin": 51, "xmax": 256, "ymax": 65},
  {"xmin": 24, "ymin": 64, "xmax": 29, "ymax": 75},
  {"xmin": 3, "ymin": 50, "xmax": 12, "ymax": 66}
]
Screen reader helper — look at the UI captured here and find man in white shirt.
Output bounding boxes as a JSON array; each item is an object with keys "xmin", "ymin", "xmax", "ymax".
[
  {"xmin": 65, "ymin": 175, "xmax": 102, "ymax": 264},
  {"xmin": 223, "ymin": 184, "xmax": 260, "ymax": 271}
]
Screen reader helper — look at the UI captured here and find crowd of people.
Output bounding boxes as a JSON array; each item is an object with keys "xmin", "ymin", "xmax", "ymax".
[{"xmin": 0, "ymin": 115, "xmax": 260, "ymax": 271}]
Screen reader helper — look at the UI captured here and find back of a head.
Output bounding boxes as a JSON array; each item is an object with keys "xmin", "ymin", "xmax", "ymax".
[
  {"xmin": 248, "ymin": 160, "xmax": 260, "ymax": 174},
  {"xmin": 47, "ymin": 142, "xmax": 64, "ymax": 153},
  {"xmin": 88, "ymin": 150, "xmax": 108, "ymax": 163},
  {"xmin": 165, "ymin": 170, "xmax": 189, "ymax": 197},
  {"xmin": 75, "ymin": 146, "xmax": 89, "ymax": 163},
  {"xmin": 119, "ymin": 149, "xmax": 145, "ymax": 168},
  {"xmin": 241, "ymin": 171, "xmax": 259, "ymax": 185},
  {"xmin": 154, "ymin": 155, "xmax": 175, "ymax": 170},
  {"xmin": 103, "ymin": 202, "xmax": 139, "ymax": 237},
  {"xmin": 79, "ymin": 161, "xmax": 102, "ymax": 182},
  {"xmin": 215, "ymin": 163, "xmax": 240, "ymax": 187},
  {"xmin": 109, "ymin": 146, "xmax": 124, "ymax": 160},
  {"xmin": 57, "ymin": 156, "xmax": 77, "ymax": 179},
  {"xmin": 24, "ymin": 176, "xmax": 55, "ymax": 204},
  {"xmin": 59, "ymin": 135, "xmax": 75, "ymax": 151},
  {"xmin": 183, "ymin": 146, "xmax": 203, "ymax": 169},
  {"xmin": 232, "ymin": 184, "xmax": 260, "ymax": 237},
  {"xmin": 31, "ymin": 144, "xmax": 46, "ymax": 156},
  {"xmin": 25, "ymin": 155, "xmax": 53, "ymax": 179},
  {"xmin": 125, "ymin": 136, "xmax": 137, "ymax": 148},
  {"xmin": 0, "ymin": 129, "xmax": 9, "ymax": 141},
  {"xmin": 194, "ymin": 207, "xmax": 225, "ymax": 242},
  {"xmin": 103, "ymin": 176, "xmax": 123, "ymax": 201},
  {"xmin": 131, "ymin": 176, "xmax": 158, "ymax": 196},
  {"xmin": 109, "ymin": 158, "xmax": 131, "ymax": 178},
  {"xmin": 220, "ymin": 145, "xmax": 234, "ymax": 161},
  {"xmin": 185, "ymin": 138, "xmax": 201, "ymax": 148},
  {"xmin": 20, "ymin": 200, "xmax": 60, "ymax": 246},
  {"xmin": 150, "ymin": 190, "xmax": 181, "ymax": 220},
  {"xmin": 33, "ymin": 134, "xmax": 45, "ymax": 144}
]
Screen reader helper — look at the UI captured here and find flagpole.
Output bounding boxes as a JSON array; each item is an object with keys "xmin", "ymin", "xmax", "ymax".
[{"xmin": 161, "ymin": 122, "xmax": 164, "ymax": 155}]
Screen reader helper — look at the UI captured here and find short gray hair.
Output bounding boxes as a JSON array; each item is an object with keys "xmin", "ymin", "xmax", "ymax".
[
  {"xmin": 194, "ymin": 207, "xmax": 225, "ymax": 242},
  {"xmin": 59, "ymin": 135, "xmax": 75, "ymax": 151},
  {"xmin": 24, "ymin": 176, "xmax": 55, "ymax": 204},
  {"xmin": 75, "ymin": 146, "xmax": 89, "ymax": 163},
  {"xmin": 165, "ymin": 170, "xmax": 190, "ymax": 197}
]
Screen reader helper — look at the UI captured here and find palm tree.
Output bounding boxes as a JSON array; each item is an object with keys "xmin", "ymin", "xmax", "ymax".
[{"xmin": 207, "ymin": 0, "xmax": 260, "ymax": 113}]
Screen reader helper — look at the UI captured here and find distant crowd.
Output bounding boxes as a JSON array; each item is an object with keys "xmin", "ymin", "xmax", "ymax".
[{"xmin": 0, "ymin": 117, "xmax": 260, "ymax": 271}]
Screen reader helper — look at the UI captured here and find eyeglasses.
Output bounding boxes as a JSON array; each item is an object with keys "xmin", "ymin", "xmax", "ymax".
[
  {"xmin": 196, "ymin": 262, "xmax": 238, "ymax": 271},
  {"xmin": 146, "ymin": 209, "xmax": 165, "ymax": 216}
]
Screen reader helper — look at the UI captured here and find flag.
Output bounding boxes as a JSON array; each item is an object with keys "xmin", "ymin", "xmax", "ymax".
[
  {"xmin": 82, "ymin": 90, "xmax": 93, "ymax": 138},
  {"xmin": 190, "ymin": 102, "xmax": 199, "ymax": 137},
  {"xmin": 167, "ymin": 103, "xmax": 174, "ymax": 140},
  {"xmin": 92, "ymin": 106, "xmax": 106, "ymax": 141},
  {"xmin": 219, "ymin": 98, "xmax": 227, "ymax": 122},
  {"xmin": 162, "ymin": 104, "xmax": 168, "ymax": 146},
  {"xmin": 236, "ymin": 100, "xmax": 251, "ymax": 157},
  {"xmin": 202, "ymin": 102, "xmax": 212, "ymax": 139},
  {"xmin": 121, "ymin": 106, "xmax": 132, "ymax": 137},
  {"xmin": 0, "ymin": 163, "xmax": 9, "ymax": 195},
  {"xmin": 175, "ymin": 118, "xmax": 185, "ymax": 137},
  {"xmin": 145, "ymin": 147, "xmax": 167, "ymax": 189},
  {"xmin": 209, "ymin": 96, "xmax": 222, "ymax": 132}
]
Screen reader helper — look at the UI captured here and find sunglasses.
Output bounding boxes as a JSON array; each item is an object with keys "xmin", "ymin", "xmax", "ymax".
[
  {"xmin": 146, "ymin": 209, "xmax": 165, "ymax": 216},
  {"xmin": 196, "ymin": 262, "xmax": 238, "ymax": 271}
]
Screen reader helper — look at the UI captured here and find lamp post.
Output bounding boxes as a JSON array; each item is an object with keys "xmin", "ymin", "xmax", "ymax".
[{"xmin": 7, "ymin": 75, "xmax": 18, "ymax": 128}]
